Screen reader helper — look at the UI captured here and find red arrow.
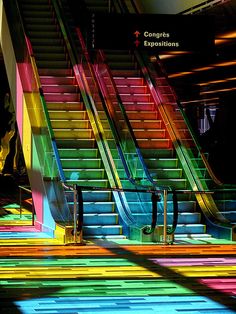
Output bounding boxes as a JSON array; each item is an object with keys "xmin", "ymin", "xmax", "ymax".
[
  {"xmin": 134, "ymin": 30, "xmax": 141, "ymax": 38},
  {"xmin": 134, "ymin": 39, "xmax": 140, "ymax": 47}
]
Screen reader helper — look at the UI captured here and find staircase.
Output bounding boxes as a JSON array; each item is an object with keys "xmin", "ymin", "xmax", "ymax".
[
  {"xmin": 67, "ymin": 0, "xmax": 208, "ymax": 239},
  {"xmin": 101, "ymin": 50, "xmax": 208, "ymax": 238},
  {"xmin": 17, "ymin": 0, "xmax": 124, "ymax": 239}
]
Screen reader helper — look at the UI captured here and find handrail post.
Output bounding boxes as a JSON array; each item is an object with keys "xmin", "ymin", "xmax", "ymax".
[
  {"xmin": 163, "ymin": 189, "xmax": 168, "ymax": 244},
  {"xmin": 73, "ymin": 184, "xmax": 78, "ymax": 243}
]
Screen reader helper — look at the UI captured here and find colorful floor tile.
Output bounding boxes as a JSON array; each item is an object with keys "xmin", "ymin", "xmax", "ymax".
[{"xmin": 0, "ymin": 242, "xmax": 235, "ymax": 313}]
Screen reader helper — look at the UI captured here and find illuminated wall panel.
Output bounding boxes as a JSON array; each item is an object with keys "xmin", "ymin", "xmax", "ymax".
[{"xmin": 139, "ymin": 0, "xmax": 217, "ymax": 14}]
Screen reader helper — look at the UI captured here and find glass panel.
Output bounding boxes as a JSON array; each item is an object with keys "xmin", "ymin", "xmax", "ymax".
[
  {"xmin": 4, "ymin": 0, "xmax": 61, "ymax": 181},
  {"xmin": 136, "ymin": 51, "xmax": 236, "ymax": 233}
]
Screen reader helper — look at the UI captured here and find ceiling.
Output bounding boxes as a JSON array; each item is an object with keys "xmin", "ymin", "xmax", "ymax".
[
  {"xmin": 159, "ymin": 0, "xmax": 236, "ymax": 107},
  {"xmin": 1, "ymin": 0, "xmax": 235, "ymax": 108}
]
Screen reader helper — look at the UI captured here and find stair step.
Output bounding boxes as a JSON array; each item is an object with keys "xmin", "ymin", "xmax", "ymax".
[
  {"xmin": 119, "ymin": 110, "xmax": 159, "ymax": 119},
  {"xmin": 119, "ymin": 94, "xmax": 152, "ymax": 102},
  {"xmin": 215, "ymin": 200, "xmax": 236, "ymax": 210},
  {"xmin": 118, "ymin": 168, "xmax": 183, "ymax": 179},
  {"xmin": 174, "ymin": 233, "xmax": 212, "ymax": 239},
  {"xmin": 27, "ymin": 31, "xmax": 60, "ymax": 39},
  {"xmin": 51, "ymin": 120, "xmax": 89, "ymax": 129},
  {"xmin": 83, "ymin": 235, "xmax": 126, "ymax": 239},
  {"xmin": 127, "ymin": 120, "xmax": 162, "ymax": 129},
  {"xmin": 122, "ymin": 102, "xmax": 155, "ymax": 111},
  {"xmin": 61, "ymin": 158, "xmax": 101, "ymax": 168},
  {"xmin": 145, "ymin": 158, "xmax": 179, "ymax": 168},
  {"xmin": 49, "ymin": 110, "xmax": 86, "ymax": 119},
  {"xmin": 131, "ymin": 213, "xmax": 201, "ymax": 224},
  {"xmin": 58, "ymin": 148, "xmax": 98, "ymax": 158},
  {"xmin": 42, "ymin": 85, "xmax": 79, "ymax": 93},
  {"xmin": 24, "ymin": 17, "xmax": 54, "ymax": 24},
  {"xmin": 65, "ymin": 190, "xmax": 112, "ymax": 202},
  {"xmin": 175, "ymin": 224, "xmax": 206, "ymax": 234},
  {"xmin": 75, "ymin": 202, "xmax": 115, "ymax": 213},
  {"xmin": 84, "ymin": 213, "xmax": 118, "ymax": 225},
  {"xmin": 40, "ymin": 76, "xmax": 75, "ymax": 85},
  {"xmin": 133, "ymin": 129, "xmax": 166, "ymax": 139},
  {"xmin": 47, "ymin": 101, "xmax": 84, "ymax": 110},
  {"xmin": 57, "ymin": 139, "xmax": 96, "ymax": 148},
  {"xmin": 141, "ymin": 148, "xmax": 175, "ymax": 158},
  {"xmin": 121, "ymin": 178, "xmax": 188, "ymax": 189},
  {"xmin": 23, "ymin": 24, "xmax": 57, "ymax": 32},
  {"xmin": 137, "ymin": 139, "xmax": 171, "ymax": 149},
  {"xmin": 64, "ymin": 169, "xmax": 105, "ymax": 179},
  {"xmin": 113, "ymin": 85, "xmax": 148, "ymax": 94},
  {"xmin": 38, "ymin": 68, "xmax": 73, "ymax": 76},
  {"xmin": 36, "ymin": 53, "xmax": 67, "ymax": 61},
  {"xmin": 220, "ymin": 212, "xmax": 236, "ymax": 222},
  {"xmin": 66, "ymin": 179, "xmax": 109, "ymax": 188},
  {"xmin": 37, "ymin": 60, "xmax": 70, "ymax": 69},
  {"xmin": 83, "ymin": 225, "xmax": 122, "ymax": 236},
  {"xmin": 44, "ymin": 93, "xmax": 80, "ymax": 102},
  {"xmin": 54, "ymin": 129, "xmax": 93, "ymax": 139},
  {"xmin": 111, "ymin": 69, "xmax": 141, "ymax": 77},
  {"xmin": 34, "ymin": 46, "xmax": 66, "ymax": 53},
  {"xmin": 113, "ymin": 77, "xmax": 144, "ymax": 86}
]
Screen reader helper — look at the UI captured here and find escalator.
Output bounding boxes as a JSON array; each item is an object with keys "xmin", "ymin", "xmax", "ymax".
[
  {"xmin": 2, "ymin": 0, "xmax": 235, "ymax": 242},
  {"xmin": 4, "ymin": 0, "xmax": 163, "ymax": 241},
  {"xmin": 67, "ymin": 0, "xmax": 236, "ymax": 240},
  {"xmin": 3, "ymin": 0, "xmax": 136, "ymax": 240}
]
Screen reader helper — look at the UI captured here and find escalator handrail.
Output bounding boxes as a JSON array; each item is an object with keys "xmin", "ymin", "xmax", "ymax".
[
  {"xmin": 76, "ymin": 24, "xmax": 177, "ymax": 232},
  {"xmin": 76, "ymin": 27, "xmax": 175, "ymax": 233},
  {"xmin": 53, "ymin": 0, "xmax": 174, "ymax": 232},
  {"xmin": 75, "ymin": 28, "xmax": 138, "ymax": 188},
  {"xmin": 76, "ymin": 27, "xmax": 170, "ymax": 193},
  {"xmin": 53, "ymin": 0, "xmax": 140, "ymax": 227}
]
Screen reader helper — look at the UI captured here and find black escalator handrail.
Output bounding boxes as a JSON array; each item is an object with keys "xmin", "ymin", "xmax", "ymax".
[
  {"xmin": 167, "ymin": 189, "xmax": 178, "ymax": 235},
  {"xmin": 143, "ymin": 192, "xmax": 160, "ymax": 235},
  {"xmin": 76, "ymin": 185, "xmax": 84, "ymax": 234}
]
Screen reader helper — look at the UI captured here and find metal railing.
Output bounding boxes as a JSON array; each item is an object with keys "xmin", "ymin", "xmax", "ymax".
[
  {"xmin": 61, "ymin": 184, "xmax": 223, "ymax": 245},
  {"xmin": 63, "ymin": 184, "xmax": 236, "ymax": 244}
]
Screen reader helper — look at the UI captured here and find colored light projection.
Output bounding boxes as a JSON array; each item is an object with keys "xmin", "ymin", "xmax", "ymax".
[{"xmin": 0, "ymin": 244, "xmax": 234, "ymax": 313}]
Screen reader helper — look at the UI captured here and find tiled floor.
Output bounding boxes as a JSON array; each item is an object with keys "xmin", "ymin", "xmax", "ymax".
[
  {"xmin": 1, "ymin": 187, "xmax": 236, "ymax": 313},
  {"xmin": 0, "ymin": 241, "xmax": 235, "ymax": 313}
]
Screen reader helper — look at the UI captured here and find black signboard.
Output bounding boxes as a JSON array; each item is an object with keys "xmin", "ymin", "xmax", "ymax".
[{"xmin": 88, "ymin": 13, "xmax": 215, "ymax": 53}]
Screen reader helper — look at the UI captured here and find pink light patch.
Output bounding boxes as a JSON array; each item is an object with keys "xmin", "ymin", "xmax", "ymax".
[{"xmin": 199, "ymin": 278, "xmax": 236, "ymax": 295}]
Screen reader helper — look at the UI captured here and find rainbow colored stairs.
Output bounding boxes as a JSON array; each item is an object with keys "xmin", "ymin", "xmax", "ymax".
[
  {"xmin": 17, "ymin": 0, "xmax": 124, "ymax": 239},
  {"xmin": 103, "ymin": 49, "xmax": 208, "ymax": 239}
]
